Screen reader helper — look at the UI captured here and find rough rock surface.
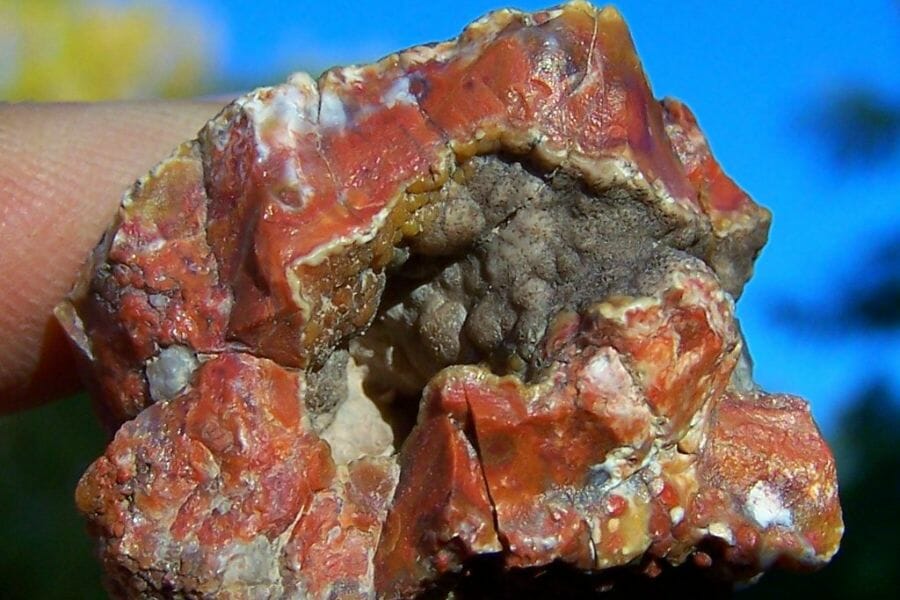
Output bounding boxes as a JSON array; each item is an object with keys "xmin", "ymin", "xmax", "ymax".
[{"xmin": 57, "ymin": 1, "xmax": 842, "ymax": 598}]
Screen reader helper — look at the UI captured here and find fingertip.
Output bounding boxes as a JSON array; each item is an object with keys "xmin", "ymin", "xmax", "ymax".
[
  {"xmin": 0, "ymin": 318, "xmax": 82, "ymax": 414},
  {"xmin": 0, "ymin": 101, "xmax": 223, "ymax": 412}
]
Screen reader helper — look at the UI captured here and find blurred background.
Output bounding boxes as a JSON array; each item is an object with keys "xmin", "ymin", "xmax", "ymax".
[{"xmin": 1, "ymin": 0, "xmax": 897, "ymax": 597}]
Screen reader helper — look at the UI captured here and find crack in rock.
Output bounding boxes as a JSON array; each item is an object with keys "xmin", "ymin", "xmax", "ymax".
[{"xmin": 56, "ymin": 2, "xmax": 842, "ymax": 598}]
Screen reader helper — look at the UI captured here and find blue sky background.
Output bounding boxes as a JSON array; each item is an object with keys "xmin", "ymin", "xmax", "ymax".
[
  {"xmin": 2, "ymin": 4, "xmax": 895, "ymax": 597},
  {"xmin": 193, "ymin": 0, "xmax": 900, "ymax": 433}
]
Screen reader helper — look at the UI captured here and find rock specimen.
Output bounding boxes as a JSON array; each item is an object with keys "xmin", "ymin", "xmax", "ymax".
[{"xmin": 57, "ymin": 1, "xmax": 843, "ymax": 598}]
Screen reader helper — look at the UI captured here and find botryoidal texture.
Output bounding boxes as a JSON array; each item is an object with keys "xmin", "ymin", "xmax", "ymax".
[{"xmin": 57, "ymin": 2, "xmax": 842, "ymax": 598}]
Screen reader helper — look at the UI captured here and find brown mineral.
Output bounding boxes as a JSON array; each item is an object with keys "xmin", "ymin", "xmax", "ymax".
[{"xmin": 57, "ymin": 2, "xmax": 843, "ymax": 598}]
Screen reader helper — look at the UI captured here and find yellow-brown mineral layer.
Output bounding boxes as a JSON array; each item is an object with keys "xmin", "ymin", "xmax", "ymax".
[{"xmin": 59, "ymin": 2, "xmax": 841, "ymax": 598}]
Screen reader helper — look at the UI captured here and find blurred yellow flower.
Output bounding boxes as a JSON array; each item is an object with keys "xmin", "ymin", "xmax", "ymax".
[{"xmin": 0, "ymin": 0, "xmax": 209, "ymax": 101}]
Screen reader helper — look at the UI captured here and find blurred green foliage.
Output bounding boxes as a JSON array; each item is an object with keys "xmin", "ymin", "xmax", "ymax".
[
  {"xmin": 755, "ymin": 8, "xmax": 900, "ymax": 596},
  {"xmin": 0, "ymin": 1, "xmax": 212, "ymax": 596},
  {"xmin": 1, "ymin": 1, "xmax": 897, "ymax": 598},
  {"xmin": 743, "ymin": 384, "xmax": 900, "ymax": 599},
  {"xmin": 0, "ymin": 0, "xmax": 208, "ymax": 100},
  {"xmin": 776, "ymin": 238, "xmax": 900, "ymax": 332},
  {"xmin": 808, "ymin": 88, "xmax": 900, "ymax": 165},
  {"xmin": 0, "ymin": 395, "xmax": 106, "ymax": 598}
]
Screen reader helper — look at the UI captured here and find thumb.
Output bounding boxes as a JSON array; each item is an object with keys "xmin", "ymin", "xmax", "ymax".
[{"xmin": 0, "ymin": 101, "xmax": 223, "ymax": 413}]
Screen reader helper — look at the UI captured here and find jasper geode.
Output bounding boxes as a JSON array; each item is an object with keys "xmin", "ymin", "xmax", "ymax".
[{"xmin": 57, "ymin": 2, "xmax": 843, "ymax": 598}]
